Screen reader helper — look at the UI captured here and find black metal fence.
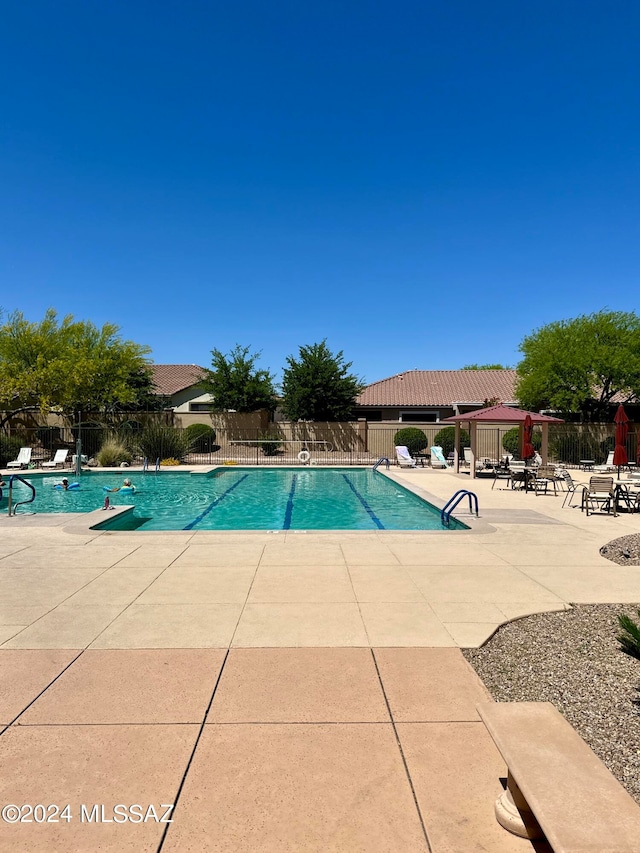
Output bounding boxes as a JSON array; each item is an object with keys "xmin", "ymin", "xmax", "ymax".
[{"xmin": 0, "ymin": 423, "xmax": 636, "ymax": 469}]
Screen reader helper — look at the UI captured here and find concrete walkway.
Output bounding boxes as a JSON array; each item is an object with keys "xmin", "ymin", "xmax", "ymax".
[
  {"xmin": 0, "ymin": 647, "xmax": 550, "ymax": 852},
  {"xmin": 0, "ymin": 466, "xmax": 638, "ymax": 850}
]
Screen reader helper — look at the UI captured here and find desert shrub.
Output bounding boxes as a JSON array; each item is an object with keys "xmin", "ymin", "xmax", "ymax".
[
  {"xmin": 260, "ymin": 431, "xmax": 282, "ymax": 456},
  {"xmin": 160, "ymin": 457, "xmax": 181, "ymax": 466},
  {"xmin": 96, "ymin": 437, "xmax": 133, "ymax": 467},
  {"xmin": 136, "ymin": 426, "xmax": 191, "ymax": 462},
  {"xmin": 502, "ymin": 426, "xmax": 542, "ymax": 458},
  {"xmin": 394, "ymin": 427, "xmax": 428, "ymax": 455},
  {"xmin": 618, "ymin": 608, "xmax": 640, "ymax": 660},
  {"xmin": 432, "ymin": 426, "xmax": 471, "ymax": 457},
  {"xmin": 184, "ymin": 423, "xmax": 217, "ymax": 452},
  {"xmin": 0, "ymin": 435, "xmax": 25, "ymax": 467}
]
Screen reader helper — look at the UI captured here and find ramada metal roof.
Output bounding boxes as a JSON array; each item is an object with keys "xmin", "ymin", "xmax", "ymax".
[
  {"xmin": 356, "ymin": 370, "xmax": 518, "ymax": 408},
  {"xmin": 442, "ymin": 404, "xmax": 564, "ymax": 423},
  {"xmin": 150, "ymin": 364, "xmax": 207, "ymax": 396}
]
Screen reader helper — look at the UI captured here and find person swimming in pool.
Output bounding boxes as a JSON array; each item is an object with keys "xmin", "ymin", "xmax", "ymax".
[
  {"xmin": 57, "ymin": 477, "xmax": 70, "ymax": 490},
  {"xmin": 106, "ymin": 478, "xmax": 135, "ymax": 493}
]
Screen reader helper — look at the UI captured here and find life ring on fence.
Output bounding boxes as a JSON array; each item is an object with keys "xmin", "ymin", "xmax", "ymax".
[{"xmin": 297, "ymin": 450, "xmax": 311, "ymax": 464}]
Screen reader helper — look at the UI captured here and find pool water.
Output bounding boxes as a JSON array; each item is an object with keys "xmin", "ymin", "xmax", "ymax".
[{"xmin": 2, "ymin": 469, "xmax": 467, "ymax": 531}]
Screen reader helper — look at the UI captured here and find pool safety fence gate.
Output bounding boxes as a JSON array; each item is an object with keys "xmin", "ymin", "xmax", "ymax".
[{"xmin": 0, "ymin": 423, "xmax": 633, "ymax": 469}]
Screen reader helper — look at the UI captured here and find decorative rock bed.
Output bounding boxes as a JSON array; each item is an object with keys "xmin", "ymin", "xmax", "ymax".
[{"xmin": 464, "ymin": 601, "xmax": 640, "ymax": 805}]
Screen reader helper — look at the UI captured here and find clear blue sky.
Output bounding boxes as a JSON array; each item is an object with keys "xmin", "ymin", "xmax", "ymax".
[{"xmin": 1, "ymin": 1, "xmax": 638, "ymax": 384}]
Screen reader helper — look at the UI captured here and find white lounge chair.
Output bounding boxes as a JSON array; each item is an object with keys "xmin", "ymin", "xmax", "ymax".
[
  {"xmin": 7, "ymin": 447, "xmax": 32, "ymax": 469},
  {"xmin": 593, "ymin": 451, "xmax": 615, "ymax": 473},
  {"xmin": 42, "ymin": 449, "xmax": 69, "ymax": 469},
  {"xmin": 395, "ymin": 446, "xmax": 416, "ymax": 468},
  {"xmin": 430, "ymin": 446, "xmax": 449, "ymax": 468},
  {"xmin": 463, "ymin": 447, "xmax": 484, "ymax": 470}
]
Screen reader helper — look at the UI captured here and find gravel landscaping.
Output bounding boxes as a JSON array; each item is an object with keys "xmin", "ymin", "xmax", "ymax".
[
  {"xmin": 464, "ymin": 602, "xmax": 640, "ymax": 804},
  {"xmin": 600, "ymin": 532, "xmax": 640, "ymax": 566}
]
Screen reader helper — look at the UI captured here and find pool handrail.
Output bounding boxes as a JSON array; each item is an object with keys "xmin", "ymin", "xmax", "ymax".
[
  {"xmin": 373, "ymin": 457, "xmax": 390, "ymax": 472},
  {"xmin": 7, "ymin": 474, "xmax": 36, "ymax": 517},
  {"xmin": 441, "ymin": 489, "xmax": 478, "ymax": 527}
]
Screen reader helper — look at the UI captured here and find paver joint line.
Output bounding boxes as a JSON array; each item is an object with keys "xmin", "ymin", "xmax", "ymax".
[
  {"xmin": 1, "ymin": 649, "xmax": 85, "ymax": 731},
  {"xmin": 157, "ymin": 647, "xmax": 230, "ymax": 851},
  {"xmin": 370, "ymin": 648, "xmax": 434, "ymax": 853}
]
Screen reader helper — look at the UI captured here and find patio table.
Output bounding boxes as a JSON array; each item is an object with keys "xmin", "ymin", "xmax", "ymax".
[{"xmin": 413, "ymin": 452, "xmax": 429, "ymax": 468}]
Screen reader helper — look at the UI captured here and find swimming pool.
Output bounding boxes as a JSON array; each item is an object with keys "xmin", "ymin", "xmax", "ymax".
[{"xmin": 2, "ymin": 468, "xmax": 467, "ymax": 531}]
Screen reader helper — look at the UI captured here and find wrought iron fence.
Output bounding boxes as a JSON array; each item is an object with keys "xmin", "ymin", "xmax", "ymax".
[{"xmin": 0, "ymin": 422, "xmax": 636, "ymax": 469}]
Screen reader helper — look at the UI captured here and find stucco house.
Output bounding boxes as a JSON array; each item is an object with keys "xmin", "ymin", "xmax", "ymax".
[
  {"xmin": 150, "ymin": 364, "xmax": 213, "ymax": 418},
  {"xmin": 354, "ymin": 369, "xmax": 518, "ymax": 422}
]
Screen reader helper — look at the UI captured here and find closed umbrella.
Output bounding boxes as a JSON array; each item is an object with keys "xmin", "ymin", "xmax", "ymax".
[
  {"xmin": 522, "ymin": 414, "xmax": 535, "ymax": 460},
  {"xmin": 613, "ymin": 404, "xmax": 629, "ymax": 477}
]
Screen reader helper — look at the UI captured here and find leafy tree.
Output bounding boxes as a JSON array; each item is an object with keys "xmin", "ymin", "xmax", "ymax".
[
  {"xmin": 516, "ymin": 311, "xmax": 640, "ymax": 421},
  {"xmin": 280, "ymin": 341, "xmax": 365, "ymax": 421},
  {"xmin": 113, "ymin": 365, "xmax": 169, "ymax": 413},
  {"xmin": 462, "ymin": 363, "xmax": 511, "ymax": 370},
  {"xmin": 0, "ymin": 309, "xmax": 152, "ymax": 428},
  {"xmin": 202, "ymin": 345, "xmax": 276, "ymax": 413}
]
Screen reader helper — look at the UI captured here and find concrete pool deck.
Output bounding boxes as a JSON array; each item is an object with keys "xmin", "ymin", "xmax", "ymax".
[{"xmin": 0, "ymin": 465, "xmax": 638, "ymax": 850}]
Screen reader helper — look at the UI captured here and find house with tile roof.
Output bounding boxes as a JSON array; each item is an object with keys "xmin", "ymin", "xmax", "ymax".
[
  {"xmin": 150, "ymin": 364, "xmax": 213, "ymax": 415},
  {"xmin": 354, "ymin": 369, "xmax": 518, "ymax": 422}
]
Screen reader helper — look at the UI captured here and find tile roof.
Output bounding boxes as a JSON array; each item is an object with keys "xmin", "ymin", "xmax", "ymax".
[
  {"xmin": 150, "ymin": 364, "xmax": 208, "ymax": 396},
  {"xmin": 356, "ymin": 370, "xmax": 518, "ymax": 408}
]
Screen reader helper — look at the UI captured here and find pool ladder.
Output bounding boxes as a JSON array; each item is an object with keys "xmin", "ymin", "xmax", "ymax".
[
  {"xmin": 142, "ymin": 457, "xmax": 161, "ymax": 473},
  {"xmin": 6, "ymin": 475, "xmax": 36, "ymax": 517},
  {"xmin": 373, "ymin": 457, "xmax": 390, "ymax": 472},
  {"xmin": 441, "ymin": 489, "xmax": 479, "ymax": 527}
]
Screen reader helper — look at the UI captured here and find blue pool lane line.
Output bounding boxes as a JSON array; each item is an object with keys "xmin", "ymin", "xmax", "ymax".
[
  {"xmin": 182, "ymin": 474, "xmax": 249, "ymax": 530},
  {"xmin": 283, "ymin": 474, "xmax": 297, "ymax": 529},
  {"xmin": 341, "ymin": 474, "xmax": 385, "ymax": 529}
]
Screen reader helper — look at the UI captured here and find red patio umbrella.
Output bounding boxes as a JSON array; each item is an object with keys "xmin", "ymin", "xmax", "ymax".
[
  {"xmin": 613, "ymin": 404, "xmax": 629, "ymax": 476},
  {"xmin": 522, "ymin": 414, "xmax": 535, "ymax": 460}
]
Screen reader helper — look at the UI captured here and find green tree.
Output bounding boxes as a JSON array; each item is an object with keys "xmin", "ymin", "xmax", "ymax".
[
  {"xmin": 202, "ymin": 345, "xmax": 276, "ymax": 413},
  {"xmin": 113, "ymin": 365, "xmax": 169, "ymax": 413},
  {"xmin": 281, "ymin": 341, "xmax": 364, "ymax": 421},
  {"xmin": 461, "ymin": 363, "xmax": 511, "ymax": 370},
  {"xmin": 516, "ymin": 311, "xmax": 640, "ymax": 421},
  {"xmin": 0, "ymin": 309, "xmax": 152, "ymax": 427}
]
